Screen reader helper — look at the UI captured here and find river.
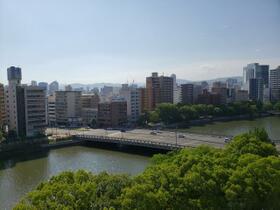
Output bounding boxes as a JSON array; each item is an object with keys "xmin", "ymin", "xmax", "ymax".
[
  {"xmin": 0, "ymin": 146, "xmax": 150, "ymax": 210},
  {"xmin": 182, "ymin": 116, "xmax": 280, "ymax": 140},
  {"xmin": 1, "ymin": 116, "xmax": 279, "ymax": 209}
]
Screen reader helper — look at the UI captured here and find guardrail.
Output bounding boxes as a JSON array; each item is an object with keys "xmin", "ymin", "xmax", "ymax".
[{"xmin": 74, "ymin": 135, "xmax": 187, "ymax": 150}]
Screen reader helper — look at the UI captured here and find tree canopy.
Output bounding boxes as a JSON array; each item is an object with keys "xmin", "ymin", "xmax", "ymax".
[
  {"xmin": 15, "ymin": 129, "xmax": 280, "ymax": 210},
  {"xmin": 138, "ymin": 101, "xmax": 280, "ymax": 125}
]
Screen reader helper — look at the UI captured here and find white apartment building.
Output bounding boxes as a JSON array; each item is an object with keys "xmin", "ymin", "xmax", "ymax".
[{"xmin": 119, "ymin": 84, "xmax": 141, "ymax": 124}]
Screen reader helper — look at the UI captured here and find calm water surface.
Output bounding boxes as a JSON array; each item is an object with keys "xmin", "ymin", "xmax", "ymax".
[
  {"xmin": 183, "ymin": 116, "xmax": 280, "ymax": 140},
  {"xmin": 0, "ymin": 146, "xmax": 150, "ymax": 210}
]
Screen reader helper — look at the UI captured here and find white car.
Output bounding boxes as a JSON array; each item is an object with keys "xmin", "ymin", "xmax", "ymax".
[{"xmin": 224, "ymin": 137, "xmax": 231, "ymax": 143}]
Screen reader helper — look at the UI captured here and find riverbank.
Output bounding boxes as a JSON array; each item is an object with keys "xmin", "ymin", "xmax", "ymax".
[{"xmin": 164, "ymin": 113, "xmax": 273, "ymax": 128}]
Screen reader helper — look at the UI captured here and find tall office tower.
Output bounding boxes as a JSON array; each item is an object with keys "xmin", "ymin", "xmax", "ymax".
[
  {"xmin": 243, "ymin": 63, "xmax": 269, "ymax": 89},
  {"xmin": 119, "ymin": 84, "xmax": 141, "ymax": 124},
  {"xmin": 16, "ymin": 86, "xmax": 47, "ymax": 137},
  {"xmin": 6, "ymin": 66, "xmax": 22, "ymax": 133},
  {"xmin": 31, "ymin": 80, "xmax": 37, "ymax": 86},
  {"xmin": 256, "ymin": 65, "xmax": 269, "ymax": 87},
  {"xmin": 38, "ymin": 82, "xmax": 48, "ymax": 91},
  {"xmin": 270, "ymin": 66, "xmax": 280, "ymax": 102},
  {"xmin": 97, "ymin": 101, "xmax": 127, "ymax": 128},
  {"xmin": 181, "ymin": 84, "xmax": 194, "ymax": 104},
  {"xmin": 55, "ymin": 91, "xmax": 82, "ymax": 127},
  {"xmin": 226, "ymin": 78, "xmax": 238, "ymax": 88},
  {"xmin": 146, "ymin": 72, "xmax": 174, "ymax": 111},
  {"xmin": 211, "ymin": 82, "xmax": 228, "ymax": 104},
  {"xmin": 249, "ymin": 78, "xmax": 264, "ymax": 101},
  {"xmin": 193, "ymin": 84, "xmax": 203, "ymax": 103},
  {"xmin": 5, "ymin": 67, "xmax": 47, "ymax": 137},
  {"xmin": 49, "ymin": 81, "xmax": 59, "ymax": 95},
  {"xmin": 0, "ymin": 84, "xmax": 5, "ymax": 128},
  {"xmin": 171, "ymin": 74, "xmax": 181, "ymax": 104},
  {"xmin": 48, "ymin": 95, "xmax": 56, "ymax": 126}
]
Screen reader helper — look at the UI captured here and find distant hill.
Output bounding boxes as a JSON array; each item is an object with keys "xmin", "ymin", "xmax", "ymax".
[{"xmin": 61, "ymin": 76, "xmax": 242, "ymax": 90}]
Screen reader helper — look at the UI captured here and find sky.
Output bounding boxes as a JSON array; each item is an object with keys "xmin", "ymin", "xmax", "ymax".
[{"xmin": 0, "ymin": 0, "xmax": 280, "ymax": 84}]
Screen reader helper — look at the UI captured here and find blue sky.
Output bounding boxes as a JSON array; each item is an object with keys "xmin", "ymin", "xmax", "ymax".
[{"xmin": 0, "ymin": 0, "xmax": 279, "ymax": 84}]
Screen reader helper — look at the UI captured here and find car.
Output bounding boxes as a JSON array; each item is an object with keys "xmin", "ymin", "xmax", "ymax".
[
  {"xmin": 150, "ymin": 131, "xmax": 157, "ymax": 135},
  {"xmin": 120, "ymin": 129, "xmax": 126, "ymax": 133},
  {"xmin": 224, "ymin": 137, "xmax": 231, "ymax": 143},
  {"xmin": 178, "ymin": 134, "xmax": 185, "ymax": 138}
]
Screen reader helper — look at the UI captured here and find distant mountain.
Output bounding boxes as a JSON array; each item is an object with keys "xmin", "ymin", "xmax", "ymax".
[
  {"xmin": 61, "ymin": 76, "xmax": 242, "ymax": 90},
  {"xmin": 177, "ymin": 76, "xmax": 242, "ymax": 85}
]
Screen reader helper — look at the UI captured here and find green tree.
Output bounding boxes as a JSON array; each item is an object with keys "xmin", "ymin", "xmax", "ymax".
[
  {"xmin": 274, "ymin": 102, "xmax": 280, "ymax": 111},
  {"xmin": 15, "ymin": 129, "xmax": 280, "ymax": 210}
]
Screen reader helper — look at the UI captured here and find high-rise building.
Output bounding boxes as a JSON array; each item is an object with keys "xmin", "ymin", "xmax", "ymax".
[
  {"xmin": 171, "ymin": 74, "xmax": 181, "ymax": 104},
  {"xmin": 197, "ymin": 90, "xmax": 221, "ymax": 105},
  {"xmin": 139, "ymin": 87, "xmax": 148, "ymax": 113},
  {"xmin": 16, "ymin": 86, "xmax": 47, "ymax": 137},
  {"xmin": 6, "ymin": 66, "xmax": 22, "ymax": 133},
  {"xmin": 234, "ymin": 90, "xmax": 249, "ymax": 102},
  {"xmin": 193, "ymin": 84, "xmax": 203, "ymax": 104},
  {"xmin": 211, "ymin": 82, "xmax": 228, "ymax": 104},
  {"xmin": 243, "ymin": 63, "xmax": 269, "ymax": 89},
  {"xmin": 97, "ymin": 101, "xmax": 127, "ymax": 128},
  {"xmin": 6, "ymin": 68, "xmax": 47, "ymax": 138},
  {"xmin": 31, "ymin": 80, "xmax": 37, "ymax": 86},
  {"xmin": 249, "ymin": 78, "xmax": 264, "ymax": 101},
  {"xmin": 47, "ymin": 95, "xmax": 56, "ymax": 126},
  {"xmin": 38, "ymin": 82, "xmax": 48, "ymax": 91},
  {"xmin": 49, "ymin": 81, "xmax": 59, "ymax": 95},
  {"xmin": 55, "ymin": 91, "xmax": 82, "ymax": 126},
  {"xmin": 270, "ymin": 66, "xmax": 280, "ymax": 102},
  {"xmin": 81, "ymin": 94, "xmax": 100, "ymax": 109},
  {"xmin": 146, "ymin": 72, "xmax": 173, "ymax": 111},
  {"xmin": 81, "ymin": 94, "xmax": 100, "ymax": 126},
  {"xmin": 119, "ymin": 84, "xmax": 141, "ymax": 123},
  {"xmin": 0, "ymin": 84, "xmax": 5, "ymax": 128},
  {"xmin": 181, "ymin": 84, "xmax": 194, "ymax": 104}
]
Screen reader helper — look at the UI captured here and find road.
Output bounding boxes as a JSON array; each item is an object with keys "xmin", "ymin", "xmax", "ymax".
[{"xmin": 46, "ymin": 128, "xmax": 229, "ymax": 148}]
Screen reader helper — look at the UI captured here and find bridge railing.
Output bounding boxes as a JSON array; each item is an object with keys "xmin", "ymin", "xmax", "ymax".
[{"xmin": 73, "ymin": 134, "xmax": 187, "ymax": 150}]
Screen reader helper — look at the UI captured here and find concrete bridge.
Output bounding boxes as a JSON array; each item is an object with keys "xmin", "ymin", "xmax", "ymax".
[{"xmin": 73, "ymin": 134, "xmax": 224, "ymax": 151}]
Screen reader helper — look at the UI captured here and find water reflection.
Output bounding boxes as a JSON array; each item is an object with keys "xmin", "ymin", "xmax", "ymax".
[{"xmin": 0, "ymin": 146, "xmax": 150, "ymax": 210}]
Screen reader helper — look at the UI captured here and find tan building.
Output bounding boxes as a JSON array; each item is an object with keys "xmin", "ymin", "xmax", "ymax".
[
  {"xmin": 81, "ymin": 94, "xmax": 100, "ymax": 126},
  {"xmin": 211, "ymin": 82, "xmax": 228, "ymax": 104},
  {"xmin": 98, "ymin": 101, "xmax": 127, "ymax": 128},
  {"xmin": 235, "ymin": 90, "xmax": 249, "ymax": 102},
  {"xmin": 146, "ymin": 72, "xmax": 173, "ymax": 111},
  {"xmin": 0, "ymin": 84, "xmax": 5, "ymax": 128},
  {"xmin": 55, "ymin": 91, "xmax": 82, "ymax": 127},
  {"xmin": 81, "ymin": 94, "xmax": 100, "ymax": 109},
  {"xmin": 139, "ymin": 87, "xmax": 148, "ymax": 113}
]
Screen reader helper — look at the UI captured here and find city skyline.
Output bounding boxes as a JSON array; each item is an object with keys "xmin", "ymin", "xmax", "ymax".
[{"xmin": 1, "ymin": 0, "xmax": 280, "ymax": 84}]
